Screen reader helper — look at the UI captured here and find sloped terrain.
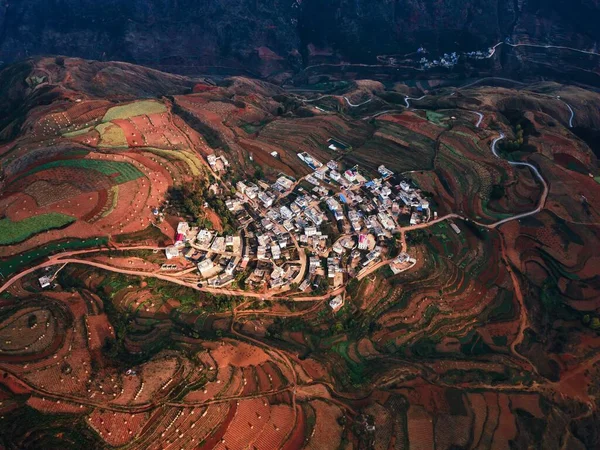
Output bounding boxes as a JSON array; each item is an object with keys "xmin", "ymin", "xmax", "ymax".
[{"xmin": 0, "ymin": 58, "xmax": 600, "ymax": 449}]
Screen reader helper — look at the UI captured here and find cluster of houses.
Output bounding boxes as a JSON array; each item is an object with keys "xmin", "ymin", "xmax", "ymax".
[
  {"xmin": 164, "ymin": 147, "xmax": 433, "ymax": 307},
  {"xmin": 165, "ymin": 222, "xmax": 244, "ymax": 288},
  {"xmin": 418, "ymin": 51, "xmax": 459, "ymax": 70},
  {"xmin": 465, "ymin": 47, "xmax": 495, "ymax": 60},
  {"xmin": 207, "ymin": 154, "xmax": 229, "ymax": 172}
]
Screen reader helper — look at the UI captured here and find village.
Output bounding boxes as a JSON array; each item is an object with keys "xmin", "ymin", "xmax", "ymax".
[{"xmin": 160, "ymin": 141, "xmax": 429, "ymax": 311}]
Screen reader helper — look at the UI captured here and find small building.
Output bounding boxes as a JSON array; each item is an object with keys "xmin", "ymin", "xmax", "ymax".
[
  {"xmin": 165, "ymin": 246, "xmax": 180, "ymax": 260},
  {"xmin": 450, "ymin": 223, "xmax": 461, "ymax": 234},
  {"xmin": 271, "ymin": 244, "xmax": 282, "ymax": 260},
  {"xmin": 197, "ymin": 229, "xmax": 214, "ymax": 246},
  {"xmin": 197, "ymin": 259, "xmax": 214, "ymax": 277},
  {"xmin": 329, "ymin": 295, "xmax": 344, "ymax": 311},
  {"xmin": 298, "ymin": 279, "xmax": 311, "ymax": 292},
  {"xmin": 309, "ymin": 257, "xmax": 321, "ymax": 273},
  {"xmin": 236, "ymin": 181, "xmax": 248, "ymax": 194},
  {"xmin": 378, "ymin": 165, "xmax": 394, "ymax": 179},
  {"xmin": 258, "ymin": 191, "xmax": 274, "ymax": 208},
  {"xmin": 177, "ymin": 222, "xmax": 190, "ymax": 235},
  {"xmin": 280, "ymin": 206, "xmax": 294, "ymax": 220},
  {"xmin": 39, "ymin": 276, "xmax": 52, "ymax": 289},
  {"xmin": 344, "ymin": 169, "xmax": 357, "ymax": 183},
  {"xmin": 358, "ymin": 234, "xmax": 369, "ymax": 250}
]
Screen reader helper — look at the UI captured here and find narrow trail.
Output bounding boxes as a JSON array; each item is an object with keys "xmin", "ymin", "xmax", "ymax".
[{"xmin": 498, "ymin": 231, "xmax": 536, "ymax": 372}]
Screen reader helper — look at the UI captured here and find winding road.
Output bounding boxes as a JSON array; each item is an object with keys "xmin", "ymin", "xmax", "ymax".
[
  {"xmin": 302, "ymin": 94, "xmax": 372, "ymax": 108},
  {"xmin": 557, "ymin": 96, "xmax": 575, "ymax": 128},
  {"xmin": 472, "ymin": 111, "xmax": 484, "ymax": 128},
  {"xmin": 404, "ymin": 95, "xmax": 427, "ymax": 108},
  {"xmin": 489, "ymin": 133, "xmax": 549, "ymax": 227}
]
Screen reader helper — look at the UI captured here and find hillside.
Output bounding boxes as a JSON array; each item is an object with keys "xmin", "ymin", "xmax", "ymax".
[
  {"xmin": 0, "ymin": 58, "xmax": 600, "ymax": 449},
  {"xmin": 1, "ymin": 0, "xmax": 599, "ymax": 84}
]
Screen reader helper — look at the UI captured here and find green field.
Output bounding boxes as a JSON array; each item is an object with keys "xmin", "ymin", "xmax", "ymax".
[
  {"xmin": 0, "ymin": 214, "xmax": 75, "ymax": 245},
  {"xmin": 0, "ymin": 237, "xmax": 109, "ymax": 277},
  {"xmin": 426, "ymin": 110, "xmax": 448, "ymax": 127},
  {"xmin": 102, "ymin": 100, "xmax": 166, "ymax": 122},
  {"xmin": 26, "ymin": 159, "xmax": 144, "ymax": 185}
]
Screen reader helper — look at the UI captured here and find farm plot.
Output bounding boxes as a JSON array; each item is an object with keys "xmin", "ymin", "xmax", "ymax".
[
  {"xmin": 0, "ymin": 237, "xmax": 108, "ymax": 277},
  {"xmin": 304, "ymin": 399, "xmax": 344, "ymax": 450},
  {"xmin": 24, "ymin": 159, "xmax": 143, "ymax": 185},
  {"xmin": 0, "ymin": 213, "xmax": 75, "ymax": 245},
  {"xmin": 95, "ymin": 122, "xmax": 128, "ymax": 148},
  {"xmin": 344, "ymin": 119, "xmax": 437, "ymax": 174},
  {"xmin": 255, "ymin": 115, "xmax": 372, "ymax": 175},
  {"xmin": 102, "ymin": 100, "xmax": 167, "ymax": 122},
  {"xmin": 373, "ymin": 224, "xmax": 515, "ymax": 353}
]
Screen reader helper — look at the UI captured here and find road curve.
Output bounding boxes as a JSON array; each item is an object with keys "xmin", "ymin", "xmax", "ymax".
[
  {"xmin": 472, "ymin": 111, "xmax": 484, "ymax": 128},
  {"xmin": 302, "ymin": 94, "xmax": 372, "ymax": 108},
  {"xmin": 343, "ymin": 96, "xmax": 373, "ymax": 107},
  {"xmin": 557, "ymin": 97, "xmax": 575, "ymax": 128},
  {"xmin": 489, "ymin": 133, "xmax": 548, "ymax": 227},
  {"xmin": 404, "ymin": 95, "xmax": 427, "ymax": 108}
]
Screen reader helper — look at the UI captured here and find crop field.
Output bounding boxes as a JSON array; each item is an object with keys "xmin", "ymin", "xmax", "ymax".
[
  {"xmin": 0, "ymin": 213, "xmax": 75, "ymax": 245},
  {"xmin": 95, "ymin": 122, "xmax": 128, "ymax": 148},
  {"xmin": 0, "ymin": 237, "xmax": 108, "ymax": 277},
  {"xmin": 366, "ymin": 222, "xmax": 517, "ymax": 355},
  {"xmin": 255, "ymin": 115, "xmax": 372, "ymax": 176},
  {"xmin": 24, "ymin": 159, "xmax": 143, "ymax": 185},
  {"xmin": 143, "ymin": 147, "xmax": 204, "ymax": 176},
  {"xmin": 102, "ymin": 100, "xmax": 167, "ymax": 122},
  {"xmin": 343, "ymin": 119, "xmax": 437, "ymax": 174}
]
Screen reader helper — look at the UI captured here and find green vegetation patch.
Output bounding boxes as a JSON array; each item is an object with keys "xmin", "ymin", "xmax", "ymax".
[
  {"xmin": 102, "ymin": 100, "xmax": 166, "ymax": 122},
  {"xmin": 62, "ymin": 127, "xmax": 94, "ymax": 138},
  {"xmin": 0, "ymin": 237, "xmax": 108, "ymax": 277},
  {"xmin": 26, "ymin": 159, "xmax": 143, "ymax": 185},
  {"xmin": 425, "ymin": 110, "xmax": 447, "ymax": 126},
  {"xmin": 0, "ymin": 213, "xmax": 75, "ymax": 245}
]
